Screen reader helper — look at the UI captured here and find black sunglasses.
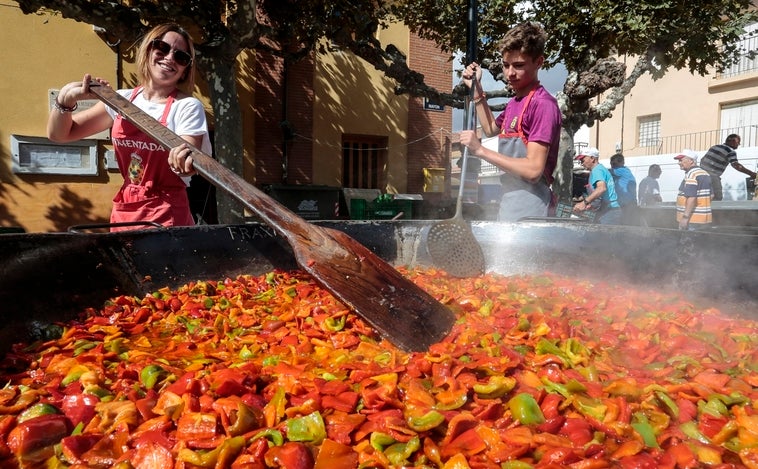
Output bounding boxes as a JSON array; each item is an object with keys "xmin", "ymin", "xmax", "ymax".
[{"xmin": 150, "ymin": 39, "xmax": 192, "ymax": 67}]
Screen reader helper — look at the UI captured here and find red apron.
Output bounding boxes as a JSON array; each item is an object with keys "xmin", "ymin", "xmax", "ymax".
[{"xmin": 109, "ymin": 87, "xmax": 194, "ymax": 232}]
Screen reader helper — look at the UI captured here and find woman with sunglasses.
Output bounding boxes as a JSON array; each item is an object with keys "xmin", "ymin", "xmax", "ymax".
[{"xmin": 47, "ymin": 23, "xmax": 210, "ymax": 231}]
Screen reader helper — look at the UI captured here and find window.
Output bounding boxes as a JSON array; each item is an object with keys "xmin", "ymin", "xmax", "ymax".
[
  {"xmin": 720, "ymin": 100, "xmax": 758, "ymax": 147},
  {"xmin": 638, "ymin": 114, "xmax": 661, "ymax": 148},
  {"xmin": 342, "ymin": 135, "xmax": 387, "ymax": 189},
  {"xmin": 720, "ymin": 22, "xmax": 758, "ymax": 79}
]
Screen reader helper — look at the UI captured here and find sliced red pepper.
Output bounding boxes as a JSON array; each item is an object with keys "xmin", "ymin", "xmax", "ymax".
[
  {"xmin": 7, "ymin": 414, "xmax": 72, "ymax": 465},
  {"xmin": 313, "ymin": 438, "xmax": 359, "ymax": 469},
  {"xmin": 176, "ymin": 412, "xmax": 218, "ymax": 441}
]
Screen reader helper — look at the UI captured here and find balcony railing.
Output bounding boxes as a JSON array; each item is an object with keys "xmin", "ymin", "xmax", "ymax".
[
  {"xmin": 641, "ymin": 125, "xmax": 758, "ymax": 155},
  {"xmin": 718, "ymin": 29, "xmax": 758, "ymax": 79}
]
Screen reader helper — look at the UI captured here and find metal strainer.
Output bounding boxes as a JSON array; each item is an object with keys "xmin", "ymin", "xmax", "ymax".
[{"xmin": 426, "ymin": 90, "xmax": 485, "ymax": 278}]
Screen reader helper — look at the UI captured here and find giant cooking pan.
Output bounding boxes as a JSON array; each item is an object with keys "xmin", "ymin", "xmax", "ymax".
[{"xmin": 1, "ymin": 219, "xmax": 756, "ymax": 356}]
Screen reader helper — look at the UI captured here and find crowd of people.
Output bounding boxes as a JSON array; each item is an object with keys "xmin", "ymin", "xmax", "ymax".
[
  {"xmin": 48, "ymin": 22, "xmax": 754, "ymax": 233},
  {"xmin": 566, "ymin": 133, "xmax": 756, "ymax": 230}
]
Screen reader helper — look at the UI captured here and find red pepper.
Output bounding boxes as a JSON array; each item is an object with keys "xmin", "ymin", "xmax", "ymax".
[
  {"xmin": 61, "ymin": 392, "xmax": 99, "ymax": 427},
  {"xmin": 7, "ymin": 414, "xmax": 72, "ymax": 463},
  {"xmin": 313, "ymin": 439, "xmax": 359, "ymax": 469},
  {"xmin": 264, "ymin": 441, "xmax": 314, "ymax": 469},
  {"xmin": 60, "ymin": 434, "xmax": 103, "ymax": 464}
]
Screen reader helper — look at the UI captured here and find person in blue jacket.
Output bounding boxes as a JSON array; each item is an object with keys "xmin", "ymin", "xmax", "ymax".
[
  {"xmin": 572, "ymin": 148, "xmax": 621, "ymax": 225},
  {"xmin": 610, "ymin": 153, "xmax": 638, "ymax": 225}
]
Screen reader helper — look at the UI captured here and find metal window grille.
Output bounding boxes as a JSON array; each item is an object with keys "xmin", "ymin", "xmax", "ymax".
[
  {"xmin": 720, "ymin": 25, "xmax": 758, "ymax": 79},
  {"xmin": 638, "ymin": 114, "xmax": 661, "ymax": 148},
  {"xmin": 342, "ymin": 135, "xmax": 386, "ymax": 189}
]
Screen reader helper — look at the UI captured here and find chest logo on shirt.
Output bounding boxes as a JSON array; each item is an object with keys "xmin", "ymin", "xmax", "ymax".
[
  {"xmin": 128, "ymin": 153, "xmax": 145, "ymax": 185},
  {"xmin": 509, "ymin": 116, "xmax": 518, "ymax": 131}
]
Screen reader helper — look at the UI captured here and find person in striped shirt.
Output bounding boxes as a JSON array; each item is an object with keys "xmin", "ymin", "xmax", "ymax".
[
  {"xmin": 675, "ymin": 150, "xmax": 712, "ymax": 230},
  {"xmin": 699, "ymin": 134, "xmax": 756, "ymax": 201}
]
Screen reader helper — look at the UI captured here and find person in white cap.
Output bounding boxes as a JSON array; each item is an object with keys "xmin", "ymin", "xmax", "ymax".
[
  {"xmin": 572, "ymin": 147, "xmax": 621, "ymax": 224},
  {"xmin": 674, "ymin": 149, "xmax": 712, "ymax": 230}
]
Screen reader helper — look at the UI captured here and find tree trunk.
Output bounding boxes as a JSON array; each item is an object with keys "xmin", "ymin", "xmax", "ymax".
[
  {"xmin": 201, "ymin": 56, "xmax": 246, "ymax": 224},
  {"xmin": 553, "ymin": 128, "xmax": 576, "ymax": 204}
]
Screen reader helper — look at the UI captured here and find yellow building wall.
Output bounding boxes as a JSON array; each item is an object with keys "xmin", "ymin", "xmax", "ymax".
[
  {"xmin": 0, "ymin": 6, "xmax": 415, "ymax": 231},
  {"xmin": 0, "ymin": 9, "xmax": 119, "ymax": 232},
  {"xmin": 594, "ymin": 55, "xmax": 758, "ymax": 160},
  {"xmin": 312, "ymin": 22, "xmax": 410, "ymax": 192}
]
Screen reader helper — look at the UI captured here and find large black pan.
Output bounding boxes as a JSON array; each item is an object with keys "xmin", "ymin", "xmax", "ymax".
[{"xmin": 1, "ymin": 219, "xmax": 757, "ymax": 357}]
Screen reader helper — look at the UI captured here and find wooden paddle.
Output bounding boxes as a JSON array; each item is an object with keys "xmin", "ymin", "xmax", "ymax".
[{"xmin": 88, "ymin": 83, "xmax": 454, "ymax": 352}]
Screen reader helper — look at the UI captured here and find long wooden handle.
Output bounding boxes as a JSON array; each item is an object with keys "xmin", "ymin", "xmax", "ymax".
[{"xmin": 89, "ymin": 83, "xmax": 456, "ymax": 352}]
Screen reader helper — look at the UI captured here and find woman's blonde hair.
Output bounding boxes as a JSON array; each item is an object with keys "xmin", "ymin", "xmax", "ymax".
[{"xmin": 135, "ymin": 23, "xmax": 196, "ymax": 92}]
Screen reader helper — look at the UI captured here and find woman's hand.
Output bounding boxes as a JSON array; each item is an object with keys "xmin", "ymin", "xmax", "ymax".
[
  {"xmin": 56, "ymin": 74, "xmax": 111, "ymax": 108},
  {"xmin": 169, "ymin": 143, "xmax": 196, "ymax": 176}
]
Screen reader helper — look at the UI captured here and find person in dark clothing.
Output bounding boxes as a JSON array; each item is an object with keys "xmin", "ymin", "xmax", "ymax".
[
  {"xmin": 638, "ymin": 164, "xmax": 663, "ymax": 206},
  {"xmin": 699, "ymin": 134, "xmax": 756, "ymax": 201}
]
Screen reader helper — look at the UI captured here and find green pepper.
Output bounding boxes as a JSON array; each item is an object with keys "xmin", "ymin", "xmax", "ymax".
[
  {"xmin": 569, "ymin": 395, "xmax": 607, "ymax": 421},
  {"xmin": 370, "ymin": 432, "xmax": 396, "ymax": 451},
  {"xmin": 73, "ymin": 339, "xmax": 97, "ymax": 357},
  {"xmin": 385, "ymin": 436, "xmax": 420, "ymax": 467},
  {"xmin": 239, "ymin": 345, "xmax": 255, "ymax": 360},
  {"xmin": 631, "ymin": 412, "xmax": 660, "ymax": 448},
  {"xmin": 508, "ymin": 392, "xmax": 545, "ymax": 425},
  {"xmin": 516, "ymin": 316, "xmax": 530, "ymax": 331},
  {"xmin": 229, "ymin": 402, "xmax": 263, "ymax": 436},
  {"xmin": 262, "ymin": 355, "xmax": 280, "ymax": 366},
  {"xmin": 563, "ymin": 338, "xmax": 590, "ymax": 366},
  {"xmin": 699, "ymin": 396, "xmax": 729, "ymax": 417},
  {"xmin": 474, "ymin": 375, "xmax": 516, "ymax": 398},
  {"xmin": 177, "ymin": 435, "xmax": 245, "ymax": 467},
  {"xmin": 286, "ymin": 411, "xmax": 326, "ymax": 444},
  {"xmin": 140, "ymin": 364, "xmax": 167, "ymax": 390},
  {"xmin": 325, "ymin": 316, "xmax": 346, "ymax": 332},
  {"xmin": 177, "ymin": 315, "xmax": 201, "ymax": 333},
  {"xmin": 104, "ymin": 338, "xmax": 127, "ymax": 355},
  {"xmin": 478, "ymin": 299, "xmax": 494, "ymax": 317},
  {"xmin": 407, "ymin": 410, "xmax": 445, "ymax": 431},
  {"xmin": 251, "ymin": 428, "xmax": 284, "ymax": 446},
  {"xmin": 17, "ymin": 403, "xmax": 60, "ymax": 423},
  {"xmin": 501, "ymin": 461, "xmax": 534, "ymax": 469},
  {"xmin": 655, "ymin": 390, "xmax": 679, "ymax": 419},
  {"xmin": 373, "ymin": 351, "xmax": 393, "ymax": 367},
  {"xmin": 534, "ymin": 339, "xmax": 567, "ymax": 365},
  {"xmin": 679, "ymin": 421, "xmax": 711, "ymax": 444},
  {"xmin": 61, "ymin": 364, "xmax": 90, "ymax": 386}
]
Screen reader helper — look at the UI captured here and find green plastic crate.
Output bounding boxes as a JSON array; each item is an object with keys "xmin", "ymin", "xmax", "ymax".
[{"xmin": 350, "ymin": 199, "xmax": 413, "ymax": 220}]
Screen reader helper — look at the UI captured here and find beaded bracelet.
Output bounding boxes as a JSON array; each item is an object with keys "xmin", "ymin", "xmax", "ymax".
[{"xmin": 54, "ymin": 100, "xmax": 78, "ymax": 113}]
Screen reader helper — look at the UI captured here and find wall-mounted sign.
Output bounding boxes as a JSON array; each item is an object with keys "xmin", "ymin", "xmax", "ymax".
[
  {"xmin": 423, "ymin": 97, "xmax": 445, "ymax": 112},
  {"xmin": 11, "ymin": 135, "xmax": 99, "ymax": 175}
]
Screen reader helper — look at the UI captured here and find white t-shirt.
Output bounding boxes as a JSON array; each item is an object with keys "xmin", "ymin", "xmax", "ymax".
[{"xmin": 105, "ymin": 89, "xmax": 212, "ymax": 152}]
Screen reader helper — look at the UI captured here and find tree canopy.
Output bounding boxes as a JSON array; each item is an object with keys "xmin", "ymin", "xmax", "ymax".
[{"xmin": 15, "ymin": 0, "xmax": 758, "ymax": 210}]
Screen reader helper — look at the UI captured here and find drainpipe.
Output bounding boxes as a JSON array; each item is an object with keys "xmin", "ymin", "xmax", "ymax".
[{"xmin": 281, "ymin": 59, "xmax": 289, "ymax": 184}]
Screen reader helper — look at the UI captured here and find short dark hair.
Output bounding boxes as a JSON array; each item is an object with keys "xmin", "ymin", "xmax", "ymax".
[
  {"xmin": 610, "ymin": 153, "xmax": 625, "ymax": 168},
  {"xmin": 499, "ymin": 22, "xmax": 547, "ymax": 61},
  {"xmin": 648, "ymin": 164, "xmax": 661, "ymax": 176},
  {"xmin": 726, "ymin": 134, "xmax": 741, "ymax": 144}
]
